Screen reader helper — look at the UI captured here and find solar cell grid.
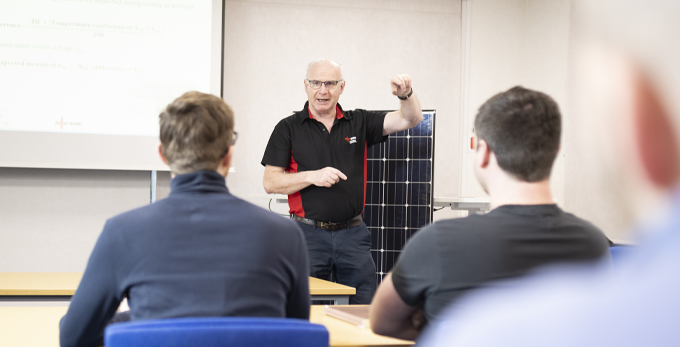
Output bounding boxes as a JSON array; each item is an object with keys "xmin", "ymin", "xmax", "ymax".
[{"xmin": 363, "ymin": 110, "xmax": 435, "ymax": 283}]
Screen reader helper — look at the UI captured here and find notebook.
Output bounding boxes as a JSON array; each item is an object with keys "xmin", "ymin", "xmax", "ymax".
[{"xmin": 323, "ymin": 305, "xmax": 371, "ymax": 329}]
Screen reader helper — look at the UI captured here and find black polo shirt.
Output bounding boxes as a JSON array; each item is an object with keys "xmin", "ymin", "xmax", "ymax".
[{"xmin": 262, "ymin": 102, "xmax": 387, "ymax": 222}]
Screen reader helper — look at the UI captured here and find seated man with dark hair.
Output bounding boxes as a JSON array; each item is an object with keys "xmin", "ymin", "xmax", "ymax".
[
  {"xmin": 59, "ymin": 92, "xmax": 310, "ymax": 347},
  {"xmin": 369, "ymin": 86, "xmax": 610, "ymax": 340}
]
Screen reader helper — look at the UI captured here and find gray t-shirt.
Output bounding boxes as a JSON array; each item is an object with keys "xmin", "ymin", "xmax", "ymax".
[{"xmin": 391, "ymin": 204, "xmax": 610, "ymax": 323}]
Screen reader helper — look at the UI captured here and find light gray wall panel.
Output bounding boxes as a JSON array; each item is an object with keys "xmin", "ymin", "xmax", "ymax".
[
  {"xmin": 156, "ymin": 170, "xmax": 172, "ymax": 201},
  {"xmin": 0, "ymin": 168, "xmax": 150, "ymax": 272}
]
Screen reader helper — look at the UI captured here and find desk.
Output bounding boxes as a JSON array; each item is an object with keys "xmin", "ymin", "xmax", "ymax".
[
  {"xmin": 0, "ymin": 272, "xmax": 81, "ymax": 299},
  {"xmin": 433, "ymin": 197, "xmax": 491, "ymax": 214},
  {"xmin": 310, "ymin": 305, "xmax": 413, "ymax": 347},
  {"xmin": 0, "ymin": 273, "xmax": 355, "ymax": 304},
  {"xmin": 0, "ymin": 305, "xmax": 413, "ymax": 347},
  {"xmin": 308, "ymin": 277, "xmax": 355, "ymax": 305},
  {"xmin": 250, "ymin": 194, "xmax": 493, "ymax": 215}
]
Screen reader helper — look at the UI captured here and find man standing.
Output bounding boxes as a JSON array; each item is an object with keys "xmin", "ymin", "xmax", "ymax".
[
  {"xmin": 60, "ymin": 92, "xmax": 310, "ymax": 347},
  {"xmin": 369, "ymin": 87, "xmax": 610, "ymax": 340},
  {"xmin": 261, "ymin": 59, "xmax": 423, "ymax": 304}
]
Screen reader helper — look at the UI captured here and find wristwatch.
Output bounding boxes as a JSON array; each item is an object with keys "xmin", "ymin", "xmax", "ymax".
[{"xmin": 398, "ymin": 88, "xmax": 413, "ymax": 100}]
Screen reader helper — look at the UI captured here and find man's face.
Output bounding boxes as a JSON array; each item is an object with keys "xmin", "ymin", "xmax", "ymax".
[{"xmin": 305, "ymin": 62, "xmax": 345, "ymax": 116}]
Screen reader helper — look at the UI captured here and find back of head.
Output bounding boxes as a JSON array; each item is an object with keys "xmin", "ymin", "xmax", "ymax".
[
  {"xmin": 474, "ymin": 86, "xmax": 561, "ymax": 182},
  {"xmin": 159, "ymin": 92, "xmax": 234, "ymax": 175}
]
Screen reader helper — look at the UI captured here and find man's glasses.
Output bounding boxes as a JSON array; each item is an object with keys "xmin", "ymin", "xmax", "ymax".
[{"xmin": 306, "ymin": 80, "xmax": 343, "ymax": 90}]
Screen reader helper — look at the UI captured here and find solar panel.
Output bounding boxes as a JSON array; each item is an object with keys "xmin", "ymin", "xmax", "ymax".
[{"xmin": 364, "ymin": 110, "xmax": 435, "ymax": 283}]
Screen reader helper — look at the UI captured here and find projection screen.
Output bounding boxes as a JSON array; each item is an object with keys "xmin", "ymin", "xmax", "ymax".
[{"xmin": 0, "ymin": 0, "xmax": 224, "ymax": 170}]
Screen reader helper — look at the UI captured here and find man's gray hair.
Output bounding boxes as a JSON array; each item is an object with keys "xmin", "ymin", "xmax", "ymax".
[{"xmin": 306, "ymin": 59, "xmax": 344, "ymax": 80}]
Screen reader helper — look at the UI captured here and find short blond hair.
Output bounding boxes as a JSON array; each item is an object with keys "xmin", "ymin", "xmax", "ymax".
[{"xmin": 159, "ymin": 92, "xmax": 235, "ymax": 174}]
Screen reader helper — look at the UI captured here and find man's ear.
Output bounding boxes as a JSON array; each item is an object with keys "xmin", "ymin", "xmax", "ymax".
[
  {"xmin": 633, "ymin": 72, "xmax": 680, "ymax": 188},
  {"xmin": 158, "ymin": 144, "xmax": 169, "ymax": 165},
  {"xmin": 339, "ymin": 80, "xmax": 345, "ymax": 94},
  {"xmin": 222, "ymin": 145, "xmax": 234, "ymax": 168},
  {"xmin": 217, "ymin": 145, "xmax": 234, "ymax": 177},
  {"xmin": 476, "ymin": 139, "xmax": 491, "ymax": 168}
]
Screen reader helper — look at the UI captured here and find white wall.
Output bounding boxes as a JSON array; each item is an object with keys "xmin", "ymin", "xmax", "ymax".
[
  {"xmin": 222, "ymin": 0, "xmax": 463, "ymax": 216},
  {"xmin": 563, "ymin": 7, "xmax": 633, "ymax": 242},
  {"xmin": 0, "ymin": 168, "xmax": 151, "ymax": 271},
  {"xmin": 459, "ymin": 0, "xmax": 631, "ymax": 241},
  {"xmin": 460, "ymin": 0, "xmax": 570, "ymax": 207}
]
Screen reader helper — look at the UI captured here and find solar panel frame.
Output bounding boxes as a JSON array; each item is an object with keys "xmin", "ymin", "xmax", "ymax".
[{"xmin": 363, "ymin": 110, "xmax": 435, "ymax": 283}]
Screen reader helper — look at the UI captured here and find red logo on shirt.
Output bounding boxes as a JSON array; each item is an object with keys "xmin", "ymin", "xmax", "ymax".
[{"xmin": 346, "ymin": 136, "xmax": 357, "ymax": 144}]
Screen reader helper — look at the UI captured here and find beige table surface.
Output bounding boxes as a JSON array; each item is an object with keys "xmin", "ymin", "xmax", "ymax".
[
  {"xmin": 0, "ymin": 272, "xmax": 83, "ymax": 295},
  {"xmin": 0, "ymin": 273, "xmax": 355, "ymax": 296},
  {"xmin": 0, "ymin": 305, "xmax": 412, "ymax": 347},
  {"xmin": 308, "ymin": 277, "xmax": 356, "ymax": 295},
  {"xmin": 310, "ymin": 305, "xmax": 413, "ymax": 347}
]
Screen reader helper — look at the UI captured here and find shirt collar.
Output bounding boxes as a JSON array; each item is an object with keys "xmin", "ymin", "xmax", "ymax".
[
  {"xmin": 296, "ymin": 102, "xmax": 351, "ymax": 124},
  {"xmin": 169, "ymin": 170, "xmax": 230, "ymax": 196}
]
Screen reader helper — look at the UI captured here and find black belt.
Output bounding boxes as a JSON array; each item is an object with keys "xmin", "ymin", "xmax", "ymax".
[{"xmin": 291, "ymin": 214, "xmax": 363, "ymax": 231}]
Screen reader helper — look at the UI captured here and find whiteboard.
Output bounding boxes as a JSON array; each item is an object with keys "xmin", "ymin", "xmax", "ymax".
[{"xmin": 0, "ymin": 0, "xmax": 224, "ymax": 170}]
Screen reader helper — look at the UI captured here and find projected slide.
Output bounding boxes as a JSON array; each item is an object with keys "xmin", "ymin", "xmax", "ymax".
[{"xmin": 0, "ymin": 0, "xmax": 215, "ymax": 137}]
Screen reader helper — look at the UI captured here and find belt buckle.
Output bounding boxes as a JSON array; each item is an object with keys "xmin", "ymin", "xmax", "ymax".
[{"xmin": 320, "ymin": 221, "xmax": 337, "ymax": 231}]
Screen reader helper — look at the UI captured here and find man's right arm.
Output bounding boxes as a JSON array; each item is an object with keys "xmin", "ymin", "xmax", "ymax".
[
  {"xmin": 60, "ymin": 224, "xmax": 122, "ymax": 347},
  {"xmin": 263, "ymin": 165, "xmax": 347, "ymax": 195}
]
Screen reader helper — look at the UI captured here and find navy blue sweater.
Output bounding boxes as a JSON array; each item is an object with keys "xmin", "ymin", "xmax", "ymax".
[{"xmin": 59, "ymin": 171, "xmax": 310, "ymax": 347}]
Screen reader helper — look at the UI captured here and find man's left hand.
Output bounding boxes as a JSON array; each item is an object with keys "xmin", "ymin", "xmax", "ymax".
[{"xmin": 391, "ymin": 74, "xmax": 412, "ymax": 98}]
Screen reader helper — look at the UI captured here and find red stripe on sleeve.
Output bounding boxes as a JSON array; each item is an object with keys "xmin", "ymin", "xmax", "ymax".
[
  {"xmin": 287, "ymin": 150, "xmax": 305, "ymax": 218},
  {"xmin": 362, "ymin": 143, "xmax": 367, "ymax": 214}
]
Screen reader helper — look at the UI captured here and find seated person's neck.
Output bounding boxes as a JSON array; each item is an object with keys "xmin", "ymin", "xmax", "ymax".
[{"xmin": 487, "ymin": 175, "xmax": 554, "ymax": 209}]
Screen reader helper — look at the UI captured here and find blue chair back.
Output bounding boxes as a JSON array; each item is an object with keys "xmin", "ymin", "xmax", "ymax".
[{"xmin": 105, "ymin": 317, "xmax": 329, "ymax": 347}]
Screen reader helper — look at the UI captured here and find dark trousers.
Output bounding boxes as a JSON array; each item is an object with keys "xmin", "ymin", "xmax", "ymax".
[{"xmin": 296, "ymin": 220, "xmax": 376, "ymax": 304}]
